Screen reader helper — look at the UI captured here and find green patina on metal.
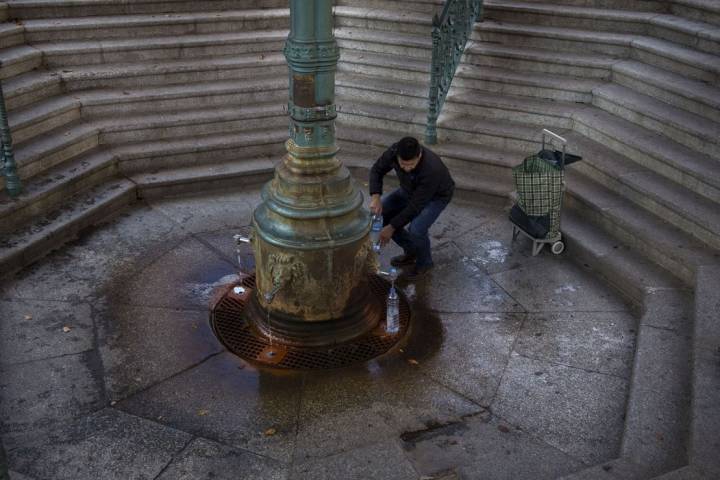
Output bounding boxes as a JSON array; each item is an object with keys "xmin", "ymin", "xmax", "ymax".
[
  {"xmin": 249, "ymin": 0, "xmax": 376, "ymax": 337},
  {"xmin": 426, "ymin": 0, "xmax": 484, "ymax": 145},
  {"xmin": 0, "ymin": 78, "xmax": 22, "ymax": 198}
]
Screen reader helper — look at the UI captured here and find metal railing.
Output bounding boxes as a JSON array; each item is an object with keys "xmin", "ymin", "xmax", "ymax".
[
  {"xmin": 426, "ymin": 0, "xmax": 483, "ymax": 145},
  {"xmin": 0, "ymin": 67, "xmax": 22, "ymax": 198}
]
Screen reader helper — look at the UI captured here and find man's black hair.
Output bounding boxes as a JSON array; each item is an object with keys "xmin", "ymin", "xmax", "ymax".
[{"xmin": 397, "ymin": 137, "xmax": 421, "ymax": 160}]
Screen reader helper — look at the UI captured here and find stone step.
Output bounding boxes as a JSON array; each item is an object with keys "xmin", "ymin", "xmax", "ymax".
[
  {"xmin": 74, "ymin": 76, "xmax": 288, "ymax": 116},
  {"xmin": 8, "ymin": 95, "xmax": 81, "ymax": 144},
  {"xmin": 336, "ymin": 71, "xmax": 428, "ymax": 112},
  {"xmin": 93, "ymin": 100, "xmax": 287, "ymax": 145},
  {"xmin": 463, "ymin": 40, "xmax": 615, "ymax": 80},
  {"xmin": 9, "ymin": 121, "xmax": 99, "ymax": 187},
  {"xmin": 131, "ymin": 155, "xmax": 276, "ymax": 199},
  {"xmin": 485, "ymin": 1, "xmax": 655, "ymax": 34},
  {"xmin": 335, "ymin": 0, "xmax": 443, "ymax": 15},
  {"xmin": 474, "ymin": 21, "xmax": 720, "ymax": 83},
  {"xmin": 474, "ymin": 20, "xmax": 634, "ymax": 57},
  {"xmin": 612, "ymin": 60, "xmax": 720, "ymax": 124},
  {"xmin": 333, "ymin": 5, "xmax": 432, "ymax": 36},
  {"xmin": 1, "ymin": 69, "xmax": 63, "ymax": 111},
  {"xmin": 620, "ymin": 286, "xmax": 693, "ymax": 475},
  {"xmin": 0, "ymin": 44, "xmax": 41, "ymax": 80},
  {"xmin": 484, "ymin": 0, "xmax": 666, "ymax": 12},
  {"xmin": 566, "ymin": 132, "xmax": 720, "ymax": 252},
  {"xmin": 484, "ymin": 1, "xmax": 720, "ymax": 55},
  {"xmin": 453, "ymin": 63, "xmax": 601, "ymax": 102},
  {"xmin": 113, "ymin": 127, "xmax": 287, "ymax": 173},
  {"xmin": 22, "ymin": 9, "xmax": 290, "ymax": 41},
  {"xmin": 338, "ymin": 49, "xmax": 431, "ymax": 83},
  {"xmin": 335, "ymin": 27, "xmax": 432, "ymax": 61},
  {"xmin": 57, "ymin": 52, "xmax": 287, "ymax": 90},
  {"xmin": 571, "ymin": 108, "xmax": 720, "ymax": 205},
  {"xmin": 6, "ymin": 0, "xmax": 287, "ymax": 19},
  {"xmin": 36, "ymin": 30, "xmax": 286, "ymax": 67},
  {"xmin": 561, "ymin": 209, "xmax": 681, "ymax": 309},
  {"xmin": 631, "ymin": 35, "xmax": 720, "ymax": 85},
  {"xmin": 592, "ymin": 83, "xmax": 720, "ymax": 159},
  {"xmin": 0, "ymin": 148, "xmax": 117, "ymax": 234},
  {"xmin": 0, "ymin": 23, "xmax": 24, "ymax": 48},
  {"xmin": 671, "ymin": 0, "xmax": 720, "ymax": 27},
  {"xmin": 339, "ymin": 92, "xmax": 548, "ymax": 154},
  {"xmin": 0, "ymin": 177, "xmax": 136, "ymax": 276},
  {"xmin": 650, "ymin": 466, "xmax": 717, "ymax": 480},
  {"xmin": 690, "ymin": 265, "xmax": 720, "ymax": 478},
  {"xmin": 337, "ymin": 122, "xmax": 517, "ymax": 192},
  {"xmin": 444, "ymin": 85, "xmax": 582, "ymax": 128},
  {"xmin": 564, "ymin": 171, "xmax": 718, "ymax": 286}
]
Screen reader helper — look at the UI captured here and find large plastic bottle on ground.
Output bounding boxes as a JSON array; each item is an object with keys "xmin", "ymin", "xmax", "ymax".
[{"xmin": 386, "ymin": 267, "xmax": 399, "ymax": 334}]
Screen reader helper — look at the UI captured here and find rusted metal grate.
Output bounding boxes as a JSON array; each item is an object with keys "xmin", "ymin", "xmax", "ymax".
[{"xmin": 210, "ymin": 274, "xmax": 410, "ymax": 370}]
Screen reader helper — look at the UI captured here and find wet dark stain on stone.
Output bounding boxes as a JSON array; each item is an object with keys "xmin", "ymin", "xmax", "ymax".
[{"xmin": 400, "ymin": 419, "xmax": 468, "ymax": 448}]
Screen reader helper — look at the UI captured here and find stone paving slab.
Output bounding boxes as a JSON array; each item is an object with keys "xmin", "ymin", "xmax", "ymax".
[
  {"xmin": 7, "ymin": 408, "xmax": 191, "ymax": 480},
  {"xmin": 295, "ymin": 360, "xmax": 482, "ymax": 461},
  {"xmin": 492, "ymin": 258, "xmax": 629, "ymax": 313},
  {"xmin": 492, "ymin": 352, "xmax": 628, "ymax": 464},
  {"xmin": 0, "ymin": 186, "xmax": 660, "ymax": 479},
  {"xmin": 156, "ymin": 437, "xmax": 287, "ymax": 480},
  {"xmin": 514, "ymin": 311, "xmax": 636, "ymax": 378},
  {"xmin": 150, "ymin": 188, "xmax": 261, "ymax": 234},
  {"xmin": 107, "ymin": 236, "xmax": 238, "ymax": 310},
  {"xmin": 401, "ymin": 412, "xmax": 584, "ymax": 480},
  {"xmin": 0, "ymin": 351, "xmax": 104, "ymax": 450},
  {"xmin": 98, "ymin": 304, "xmax": 225, "ymax": 401},
  {"xmin": 293, "ymin": 440, "xmax": 418, "ymax": 480},
  {"xmin": 117, "ymin": 352, "xmax": 302, "ymax": 463},
  {"xmin": 412, "ymin": 242, "xmax": 524, "ymax": 314},
  {"xmin": 416, "ymin": 312, "xmax": 524, "ymax": 406},
  {"xmin": 0, "ymin": 300, "xmax": 93, "ymax": 365}
]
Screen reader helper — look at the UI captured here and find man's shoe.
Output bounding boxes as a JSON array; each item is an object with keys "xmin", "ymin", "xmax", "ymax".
[
  {"xmin": 390, "ymin": 254, "xmax": 417, "ymax": 267},
  {"xmin": 403, "ymin": 264, "xmax": 433, "ymax": 280}
]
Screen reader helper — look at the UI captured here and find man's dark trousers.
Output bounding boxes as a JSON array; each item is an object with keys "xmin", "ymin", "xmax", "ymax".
[{"xmin": 382, "ymin": 188, "xmax": 448, "ymax": 268}]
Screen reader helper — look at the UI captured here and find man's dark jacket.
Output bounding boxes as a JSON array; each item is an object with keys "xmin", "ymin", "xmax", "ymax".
[{"xmin": 369, "ymin": 144, "xmax": 455, "ymax": 230}]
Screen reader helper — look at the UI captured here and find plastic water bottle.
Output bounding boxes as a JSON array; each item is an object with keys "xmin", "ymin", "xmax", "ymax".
[
  {"xmin": 370, "ymin": 214, "xmax": 383, "ymax": 253},
  {"xmin": 386, "ymin": 267, "xmax": 399, "ymax": 334}
]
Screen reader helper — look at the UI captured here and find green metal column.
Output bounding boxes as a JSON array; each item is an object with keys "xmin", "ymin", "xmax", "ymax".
[{"xmin": 249, "ymin": 0, "xmax": 378, "ymax": 347}]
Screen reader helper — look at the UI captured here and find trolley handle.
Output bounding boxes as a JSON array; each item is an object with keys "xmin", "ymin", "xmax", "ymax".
[{"xmin": 541, "ymin": 129, "xmax": 566, "ymax": 170}]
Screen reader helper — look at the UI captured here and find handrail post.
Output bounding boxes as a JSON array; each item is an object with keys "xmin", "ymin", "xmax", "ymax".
[
  {"xmin": 425, "ymin": 0, "xmax": 483, "ymax": 146},
  {"xmin": 0, "ymin": 74, "xmax": 22, "ymax": 198},
  {"xmin": 426, "ymin": 17, "xmax": 442, "ymax": 145}
]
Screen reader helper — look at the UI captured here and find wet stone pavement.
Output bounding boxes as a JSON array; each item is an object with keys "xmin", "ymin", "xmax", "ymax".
[{"xmin": 0, "ymin": 185, "xmax": 638, "ymax": 480}]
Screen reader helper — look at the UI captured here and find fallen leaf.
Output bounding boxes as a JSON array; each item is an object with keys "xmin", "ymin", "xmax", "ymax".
[
  {"xmin": 497, "ymin": 425, "xmax": 510, "ymax": 433},
  {"xmin": 264, "ymin": 428, "xmax": 277, "ymax": 436},
  {"xmin": 407, "ymin": 359, "xmax": 419, "ymax": 365},
  {"xmin": 24, "ymin": 314, "xmax": 32, "ymax": 320},
  {"xmin": 197, "ymin": 409, "xmax": 209, "ymax": 417},
  {"xmin": 62, "ymin": 326, "xmax": 71, "ymax": 333}
]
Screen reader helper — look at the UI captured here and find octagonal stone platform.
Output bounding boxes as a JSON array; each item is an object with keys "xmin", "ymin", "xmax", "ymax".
[{"xmin": 0, "ymin": 184, "xmax": 640, "ymax": 479}]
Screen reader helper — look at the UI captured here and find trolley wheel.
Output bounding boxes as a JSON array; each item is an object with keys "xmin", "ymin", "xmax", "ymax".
[{"xmin": 551, "ymin": 241, "xmax": 565, "ymax": 255}]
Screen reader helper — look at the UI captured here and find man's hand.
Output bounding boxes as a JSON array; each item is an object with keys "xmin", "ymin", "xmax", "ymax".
[
  {"xmin": 369, "ymin": 194, "xmax": 382, "ymax": 216},
  {"xmin": 379, "ymin": 225, "xmax": 394, "ymax": 246}
]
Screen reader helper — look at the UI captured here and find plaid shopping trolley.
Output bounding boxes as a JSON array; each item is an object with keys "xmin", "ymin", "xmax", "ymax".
[{"xmin": 510, "ymin": 129, "xmax": 581, "ymax": 256}]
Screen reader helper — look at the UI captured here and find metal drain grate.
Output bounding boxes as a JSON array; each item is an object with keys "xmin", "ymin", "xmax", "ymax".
[{"xmin": 210, "ymin": 274, "xmax": 410, "ymax": 370}]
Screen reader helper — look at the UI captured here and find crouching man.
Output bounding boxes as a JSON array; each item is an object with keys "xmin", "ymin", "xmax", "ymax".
[{"xmin": 369, "ymin": 136, "xmax": 455, "ymax": 279}]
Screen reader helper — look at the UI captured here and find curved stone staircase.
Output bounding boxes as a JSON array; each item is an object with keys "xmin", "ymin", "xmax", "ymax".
[{"xmin": 0, "ymin": 0, "xmax": 718, "ymax": 478}]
